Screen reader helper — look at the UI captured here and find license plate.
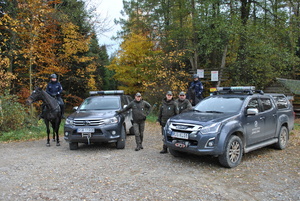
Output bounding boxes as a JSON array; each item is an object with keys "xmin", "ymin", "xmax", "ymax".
[
  {"xmin": 171, "ymin": 132, "xmax": 189, "ymax": 139},
  {"xmin": 78, "ymin": 128, "xmax": 95, "ymax": 133}
]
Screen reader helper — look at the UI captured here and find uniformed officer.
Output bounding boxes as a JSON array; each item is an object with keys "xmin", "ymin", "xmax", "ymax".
[
  {"xmin": 45, "ymin": 73, "xmax": 65, "ymax": 119},
  {"xmin": 117, "ymin": 92, "xmax": 151, "ymax": 151},
  {"xmin": 187, "ymin": 74, "xmax": 204, "ymax": 106},
  {"xmin": 156, "ymin": 91, "xmax": 179, "ymax": 154},
  {"xmin": 176, "ymin": 91, "xmax": 193, "ymax": 113}
]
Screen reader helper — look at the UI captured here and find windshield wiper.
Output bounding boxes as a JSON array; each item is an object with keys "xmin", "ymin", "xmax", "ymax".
[
  {"xmin": 204, "ymin": 111, "xmax": 223, "ymax": 113},
  {"xmin": 193, "ymin": 109, "xmax": 206, "ymax": 113}
]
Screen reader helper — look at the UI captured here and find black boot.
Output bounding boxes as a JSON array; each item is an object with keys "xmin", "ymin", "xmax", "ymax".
[
  {"xmin": 135, "ymin": 136, "xmax": 141, "ymax": 151},
  {"xmin": 160, "ymin": 145, "xmax": 168, "ymax": 154}
]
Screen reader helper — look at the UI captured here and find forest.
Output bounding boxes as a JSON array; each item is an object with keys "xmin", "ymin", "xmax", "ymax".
[{"xmin": 1, "ymin": 0, "xmax": 300, "ymax": 131}]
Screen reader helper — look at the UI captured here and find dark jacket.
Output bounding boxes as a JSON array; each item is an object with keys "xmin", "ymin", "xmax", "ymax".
[
  {"xmin": 46, "ymin": 80, "xmax": 63, "ymax": 97},
  {"xmin": 188, "ymin": 80, "xmax": 203, "ymax": 99},
  {"xmin": 118, "ymin": 99, "xmax": 151, "ymax": 123},
  {"xmin": 176, "ymin": 98, "xmax": 193, "ymax": 114},
  {"xmin": 157, "ymin": 98, "xmax": 179, "ymax": 126}
]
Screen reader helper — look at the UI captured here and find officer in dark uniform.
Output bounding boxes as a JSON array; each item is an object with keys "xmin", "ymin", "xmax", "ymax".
[
  {"xmin": 156, "ymin": 91, "xmax": 179, "ymax": 154},
  {"xmin": 117, "ymin": 92, "xmax": 151, "ymax": 151},
  {"xmin": 176, "ymin": 91, "xmax": 193, "ymax": 114},
  {"xmin": 187, "ymin": 74, "xmax": 204, "ymax": 106},
  {"xmin": 45, "ymin": 73, "xmax": 65, "ymax": 119}
]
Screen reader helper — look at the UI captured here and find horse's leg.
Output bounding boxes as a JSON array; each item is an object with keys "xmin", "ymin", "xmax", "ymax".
[
  {"xmin": 45, "ymin": 120, "xmax": 51, "ymax": 147},
  {"xmin": 55, "ymin": 118, "xmax": 61, "ymax": 146},
  {"xmin": 52, "ymin": 121, "xmax": 55, "ymax": 142}
]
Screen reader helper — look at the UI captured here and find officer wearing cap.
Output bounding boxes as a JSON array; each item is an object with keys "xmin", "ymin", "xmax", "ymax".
[
  {"xmin": 187, "ymin": 74, "xmax": 204, "ymax": 106},
  {"xmin": 176, "ymin": 91, "xmax": 193, "ymax": 114},
  {"xmin": 117, "ymin": 92, "xmax": 151, "ymax": 151},
  {"xmin": 156, "ymin": 91, "xmax": 179, "ymax": 153}
]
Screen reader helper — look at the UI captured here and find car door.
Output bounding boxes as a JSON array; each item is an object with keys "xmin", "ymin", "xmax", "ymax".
[
  {"xmin": 244, "ymin": 98, "xmax": 265, "ymax": 145},
  {"xmin": 259, "ymin": 97, "xmax": 277, "ymax": 140},
  {"xmin": 121, "ymin": 95, "xmax": 133, "ymax": 132}
]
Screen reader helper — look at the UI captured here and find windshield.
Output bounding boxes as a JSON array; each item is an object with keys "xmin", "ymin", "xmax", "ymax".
[
  {"xmin": 194, "ymin": 96, "xmax": 244, "ymax": 113},
  {"xmin": 79, "ymin": 96, "xmax": 120, "ymax": 110}
]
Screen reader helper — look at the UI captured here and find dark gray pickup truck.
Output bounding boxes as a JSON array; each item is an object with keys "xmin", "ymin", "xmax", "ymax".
[{"xmin": 164, "ymin": 87, "xmax": 295, "ymax": 168}]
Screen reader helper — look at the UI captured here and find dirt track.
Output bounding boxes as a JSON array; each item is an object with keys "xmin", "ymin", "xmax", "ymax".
[{"xmin": 0, "ymin": 121, "xmax": 300, "ymax": 200}]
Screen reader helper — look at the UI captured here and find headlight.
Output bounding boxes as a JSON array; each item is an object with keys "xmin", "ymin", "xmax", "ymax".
[
  {"xmin": 65, "ymin": 118, "xmax": 74, "ymax": 125},
  {"xmin": 103, "ymin": 117, "xmax": 118, "ymax": 125},
  {"xmin": 166, "ymin": 119, "xmax": 172, "ymax": 131},
  {"xmin": 200, "ymin": 123, "xmax": 221, "ymax": 134}
]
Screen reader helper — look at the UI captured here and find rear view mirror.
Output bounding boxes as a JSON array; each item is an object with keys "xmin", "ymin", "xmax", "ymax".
[{"xmin": 247, "ymin": 108, "xmax": 258, "ymax": 115}]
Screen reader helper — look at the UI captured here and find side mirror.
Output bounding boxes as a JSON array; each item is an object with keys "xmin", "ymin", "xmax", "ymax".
[
  {"xmin": 73, "ymin": 106, "xmax": 78, "ymax": 111},
  {"xmin": 247, "ymin": 108, "xmax": 258, "ymax": 115}
]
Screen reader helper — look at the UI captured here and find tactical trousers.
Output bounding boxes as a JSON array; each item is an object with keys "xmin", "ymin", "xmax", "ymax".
[{"xmin": 133, "ymin": 121, "xmax": 145, "ymax": 146}]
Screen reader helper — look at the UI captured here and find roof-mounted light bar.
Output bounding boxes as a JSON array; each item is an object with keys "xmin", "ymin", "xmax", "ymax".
[
  {"xmin": 89, "ymin": 90, "xmax": 124, "ymax": 95},
  {"xmin": 217, "ymin": 86, "xmax": 255, "ymax": 91},
  {"xmin": 213, "ymin": 86, "xmax": 264, "ymax": 95}
]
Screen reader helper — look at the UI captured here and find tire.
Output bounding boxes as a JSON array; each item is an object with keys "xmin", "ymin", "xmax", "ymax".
[
  {"xmin": 218, "ymin": 135, "xmax": 243, "ymax": 168},
  {"xmin": 116, "ymin": 126, "xmax": 126, "ymax": 149},
  {"xmin": 69, "ymin": 142, "xmax": 78, "ymax": 150},
  {"xmin": 169, "ymin": 148, "xmax": 186, "ymax": 157},
  {"xmin": 274, "ymin": 126, "xmax": 289, "ymax": 150}
]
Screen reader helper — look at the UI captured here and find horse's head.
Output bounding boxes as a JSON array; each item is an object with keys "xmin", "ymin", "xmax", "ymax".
[{"xmin": 26, "ymin": 87, "xmax": 43, "ymax": 105}]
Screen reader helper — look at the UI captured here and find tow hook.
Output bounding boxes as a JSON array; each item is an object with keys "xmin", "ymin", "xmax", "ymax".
[
  {"xmin": 172, "ymin": 140, "xmax": 189, "ymax": 148},
  {"xmin": 82, "ymin": 133, "xmax": 91, "ymax": 145}
]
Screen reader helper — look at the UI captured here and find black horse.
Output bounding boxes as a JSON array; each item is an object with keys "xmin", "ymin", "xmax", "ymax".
[{"xmin": 26, "ymin": 87, "xmax": 61, "ymax": 147}]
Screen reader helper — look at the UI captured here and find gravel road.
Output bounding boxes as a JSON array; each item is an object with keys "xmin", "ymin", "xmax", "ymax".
[{"xmin": 1, "ymin": 121, "xmax": 300, "ymax": 201}]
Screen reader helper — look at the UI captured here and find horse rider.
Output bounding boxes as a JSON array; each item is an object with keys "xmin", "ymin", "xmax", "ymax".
[
  {"xmin": 187, "ymin": 74, "xmax": 204, "ymax": 106},
  {"xmin": 41, "ymin": 73, "xmax": 65, "ymax": 119}
]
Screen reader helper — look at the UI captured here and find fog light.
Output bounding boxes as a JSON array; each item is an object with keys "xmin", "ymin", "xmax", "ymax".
[
  {"xmin": 208, "ymin": 141, "xmax": 214, "ymax": 147},
  {"xmin": 112, "ymin": 131, "xmax": 116, "ymax": 135},
  {"xmin": 206, "ymin": 137, "xmax": 215, "ymax": 147}
]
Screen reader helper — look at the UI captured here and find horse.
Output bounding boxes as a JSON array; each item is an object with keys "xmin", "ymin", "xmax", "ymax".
[{"xmin": 26, "ymin": 87, "xmax": 61, "ymax": 147}]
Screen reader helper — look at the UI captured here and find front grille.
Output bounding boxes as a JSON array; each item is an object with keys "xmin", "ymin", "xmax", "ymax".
[
  {"xmin": 74, "ymin": 119, "xmax": 104, "ymax": 126},
  {"xmin": 169, "ymin": 123, "xmax": 202, "ymax": 134}
]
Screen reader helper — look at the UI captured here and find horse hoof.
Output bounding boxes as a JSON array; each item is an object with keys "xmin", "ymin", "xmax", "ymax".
[{"xmin": 56, "ymin": 143, "xmax": 60, "ymax": 146}]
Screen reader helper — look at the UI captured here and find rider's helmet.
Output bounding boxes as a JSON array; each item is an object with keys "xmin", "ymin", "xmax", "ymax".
[
  {"xmin": 50, "ymin": 74, "xmax": 57, "ymax": 79},
  {"xmin": 193, "ymin": 74, "xmax": 199, "ymax": 79}
]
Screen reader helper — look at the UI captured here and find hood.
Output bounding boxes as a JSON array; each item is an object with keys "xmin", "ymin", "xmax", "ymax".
[
  {"xmin": 68, "ymin": 110, "xmax": 116, "ymax": 119},
  {"xmin": 170, "ymin": 110, "xmax": 238, "ymax": 126}
]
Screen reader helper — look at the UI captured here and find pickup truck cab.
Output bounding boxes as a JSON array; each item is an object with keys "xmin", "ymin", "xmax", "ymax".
[{"xmin": 164, "ymin": 86, "xmax": 294, "ymax": 168}]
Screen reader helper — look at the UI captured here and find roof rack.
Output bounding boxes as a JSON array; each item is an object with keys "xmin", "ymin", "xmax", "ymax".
[
  {"xmin": 213, "ymin": 86, "xmax": 264, "ymax": 95},
  {"xmin": 89, "ymin": 90, "xmax": 124, "ymax": 96}
]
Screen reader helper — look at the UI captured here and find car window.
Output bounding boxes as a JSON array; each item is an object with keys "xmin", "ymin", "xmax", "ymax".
[
  {"xmin": 79, "ymin": 97, "xmax": 120, "ymax": 110},
  {"xmin": 261, "ymin": 98, "xmax": 273, "ymax": 111},
  {"xmin": 272, "ymin": 96, "xmax": 288, "ymax": 109},
  {"xmin": 247, "ymin": 98, "xmax": 260, "ymax": 111}
]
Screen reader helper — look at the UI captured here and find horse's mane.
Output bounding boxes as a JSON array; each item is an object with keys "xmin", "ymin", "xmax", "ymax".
[{"xmin": 40, "ymin": 89, "xmax": 60, "ymax": 111}]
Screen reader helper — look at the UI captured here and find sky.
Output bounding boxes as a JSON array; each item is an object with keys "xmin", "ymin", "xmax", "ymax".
[{"xmin": 85, "ymin": 0, "xmax": 125, "ymax": 56}]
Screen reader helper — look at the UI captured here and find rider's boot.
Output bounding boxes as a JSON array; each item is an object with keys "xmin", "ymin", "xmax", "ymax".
[{"xmin": 60, "ymin": 104, "xmax": 66, "ymax": 119}]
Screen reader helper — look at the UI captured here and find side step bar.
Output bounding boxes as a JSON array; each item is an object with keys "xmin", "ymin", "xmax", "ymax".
[{"xmin": 244, "ymin": 138, "xmax": 278, "ymax": 153}]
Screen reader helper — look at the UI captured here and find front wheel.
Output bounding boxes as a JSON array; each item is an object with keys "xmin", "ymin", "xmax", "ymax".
[
  {"xmin": 218, "ymin": 135, "xmax": 243, "ymax": 168},
  {"xmin": 274, "ymin": 126, "xmax": 289, "ymax": 150},
  {"xmin": 116, "ymin": 126, "xmax": 126, "ymax": 149}
]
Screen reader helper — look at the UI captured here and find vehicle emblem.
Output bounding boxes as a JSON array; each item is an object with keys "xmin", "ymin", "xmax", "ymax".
[
  {"xmin": 85, "ymin": 121, "xmax": 90, "ymax": 125},
  {"xmin": 176, "ymin": 125, "xmax": 187, "ymax": 129}
]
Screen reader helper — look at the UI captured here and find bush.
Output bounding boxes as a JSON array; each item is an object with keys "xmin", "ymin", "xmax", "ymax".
[{"xmin": 0, "ymin": 94, "xmax": 29, "ymax": 132}]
